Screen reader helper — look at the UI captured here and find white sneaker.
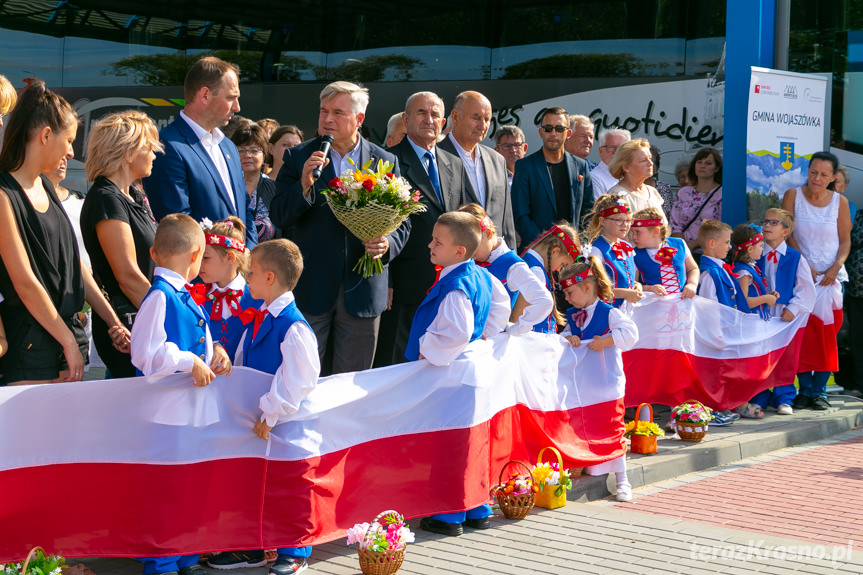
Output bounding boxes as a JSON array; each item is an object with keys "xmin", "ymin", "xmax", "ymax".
[
  {"xmin": 615, "ymin": 482, "xmax": 633, "ymax": 502},
  {"xmin": 777, "ymin": 403, "xmax": 793, "ymax": 415}
]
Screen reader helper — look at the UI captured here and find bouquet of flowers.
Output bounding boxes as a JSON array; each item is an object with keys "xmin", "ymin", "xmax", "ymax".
[
  {"xmin": 624, "ymin": 420, "xmax": 666, "ymax": 437},
  {"xmin": 322, "ymin": 158, "xmax": 426, "ymax": 278},
  {"xmin": 3, "ymin": 548, "xmax": 64, "ymax": 575},
  {"xmin": 493, "ymin": 461, "xmax": 538, "ymax": 519},
  {"xmin": 347, "ymin": 510, "xmax": 413, "ymax": 575},
  {"xmin": 670, "ymin": 400, "xmax": 712, "ymax": 442},
  {"xmin": 531, "ymin": 462, "xmax": 573, "ymax": 498}
]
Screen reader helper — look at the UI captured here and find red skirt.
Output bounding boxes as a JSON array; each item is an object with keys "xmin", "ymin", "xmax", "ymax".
[{"xmin": 797, "ymin": 309, "xmax": 843, "ymax": 372}]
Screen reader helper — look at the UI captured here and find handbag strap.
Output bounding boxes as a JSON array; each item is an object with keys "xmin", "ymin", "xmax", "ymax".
[{"xmin": 680, "ymin": 185, "xmax": 721, "ymax": 234}]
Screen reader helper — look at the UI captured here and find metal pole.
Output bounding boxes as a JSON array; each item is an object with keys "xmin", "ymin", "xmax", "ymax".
[{"xmin": 774, "ymin": 0, "xmax": 791, "ymax": 70}]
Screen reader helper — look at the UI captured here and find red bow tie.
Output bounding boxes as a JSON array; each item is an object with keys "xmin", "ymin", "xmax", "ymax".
[
  {"xmin": 573, "ymin": 309, "xmax": 588, "ymax": 329},
  {"xmin": 239, "ymin": 307, "xmax": 268, "ymax": 338},
  {"xmin": 611, "ymin": 241, "xmax": 633, "ymax": 260},
  {"xmin": 427, "ymin": 265, "xmax": 443, "ymax": 294},
  {"xmin": 722, "ymin": 263, "xmax": 739, "ymax": 278},
  {"xmin": 656, "ymin": 246, "xmax": 677, "ymax": 264},
  {"xmin": 476, "ymin": 259, "xmax": 492, "ymax": 268},
  {"xmin": 767, "ymin": 250, "xmax": 779, "ymax": 264},
  {"xmin": 209, "ymin": 289, "xmax": 243, "ymax": 320},
  {"xmin": 185, "ymin": 283, "xmax": 209, "ymax": 306}
]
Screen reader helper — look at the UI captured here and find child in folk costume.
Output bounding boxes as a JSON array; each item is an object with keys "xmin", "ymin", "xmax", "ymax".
[
  {"xmin": 751, "ymin": 208, "xmax": 816, "ymax": 415},
  {"xmin": 218, "ymin": 239, "xmax": 319, "ymax": 575},
  {"xmin": 630, "ymin": 208, "xmax": 699, "ymax": 298},
  {"xmin": 696, "ymin": 219, "xmax": 750, "ymax": 312},
  {"xmin": 458, "ymin": 203, "xmax": 553, "ymax": 335},
  {"xmin": 407, "ymin": 212, "xmax": 511, "ymax": 537},
  {"xmin": 582, "ymin": 193, "xmax": 644, "ymax": 308},
  {"xmin": 130, "ymin": 214, "xmax": 232, "ymax": 575},
  {"xmin": 519, "ymin": 222, "xmax": 581, "ymax": 333},
  {"xmin": 195, "ymin": 217, "xmax": 262, "ymax": 361},
  {"xmin": 557, "ymin": 257, "xmax": 638, "ymax": 502}
]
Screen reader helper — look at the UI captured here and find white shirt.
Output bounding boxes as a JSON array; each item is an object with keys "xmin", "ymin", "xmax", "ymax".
[
  {"xmin": 418, "ymin": 261, "xmax": 511, "ymax": 366},
  {"xmin": 697, "ymin": 255, "xmax": 736, "ymax": 303},
  {"xmin": 485, "ymin": 239, "xmax": 554, "ymax": 335},
  {"xmin": 131, "ymin": 267, "xmax": 214, "ymax": 376},
  {"xmin": 448, "ymin": 132, "xmax": 487, "ymax": 207},
  {"xmin": 179, "ymin": 111, "xmax": 235, "ymax": 211},
  {"xmin": 763, "ymin": 241, "xmax": 816, "ymax": 319},
  {"xmin": 207, "ymin": 274, "xmax": 246, "ymax": 320},
  {"xmin": 234, "ymin": 291, "xmax": 321, "ymax": 427},
  {"xmin": 590, "ymin": 161, "xmax": 620, "ymax": 200},
  {"xmin": 559, "ymin": 299, "xmax": 639, "ymax": 351},
  {"xmin": 330, "ymin": 136, "xmax": 363, "ymax": 178}
]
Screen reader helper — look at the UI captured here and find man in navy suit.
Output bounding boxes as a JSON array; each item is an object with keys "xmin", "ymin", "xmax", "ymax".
[
  {"xmin": 269, "ymin": 81, "xmax": 409, "ymax": 374},
  {"xmin": 143, "ymin": 56, "xmax": 257, "ymax": 247},
  {"xmin": 374, "ymin": 91, "xmax": 470, "ymax": 366},
  {"xmin": 511, "ymin": 106, "xmax": 594, "ymax": 249}
]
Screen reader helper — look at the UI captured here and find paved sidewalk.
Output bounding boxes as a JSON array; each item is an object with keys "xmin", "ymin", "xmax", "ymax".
[{"xmin": 73, "ymin": 398, "xmax": 863, "ymax": 574}]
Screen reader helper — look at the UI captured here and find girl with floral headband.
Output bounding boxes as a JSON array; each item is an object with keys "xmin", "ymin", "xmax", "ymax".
[
  {"xmin": 557, "ymin": 256, "xmax": 638, "ymax": 501},
  {"xmin": 458, "ymin": 204, "xmax": 553, "ymax": 336},
  {"xmin": 583, "ymin": 193, "xmax": 644, "ymax": 308},
  {"xmin": 731, "ymin": 223, "xmax": 779, "ymax": 321},
  {"xmin": 195, "ymin": 216, "xmax": 262, "ymax": 359},
  {"xmin": 520, "ymin": 221, "xmax": 581, "ymax": 333},
  {"xmin": 630, "ymin": 207, "xmax": 699, "ymax": 298}
]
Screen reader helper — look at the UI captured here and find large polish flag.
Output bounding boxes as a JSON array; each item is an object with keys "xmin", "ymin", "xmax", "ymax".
[
  {"xmin": 0, "ymin": 333, "xmax": 626, "ymax": 562},
  {"xmin": 623, "ymin": 295, "xmax": 809, "ymax": 409}
]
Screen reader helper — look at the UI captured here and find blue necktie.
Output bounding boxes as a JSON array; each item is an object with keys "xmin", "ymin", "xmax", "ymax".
[{"xmin": 424, "ymin": 151, "xmax": 443, "ymax": 204}]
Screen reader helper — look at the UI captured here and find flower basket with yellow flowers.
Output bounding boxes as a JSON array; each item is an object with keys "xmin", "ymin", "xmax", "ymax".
[{"xmin": 625, "ymin": 403, "xmax": 665, "ymax": 454}]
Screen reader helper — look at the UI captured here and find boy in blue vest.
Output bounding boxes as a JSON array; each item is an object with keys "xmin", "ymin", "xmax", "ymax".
[
  {"xmin": 130, "ymin": 213, "xmax": 232, "ymax": 575},
  {"xmin": 234, "ymin": 238, "xmax": 318, "ymax": 575},
  {"xmin": 696, "ymin": 219, "xmax": 749, "ymax": 426},
  {"xmin": 406, "ymin": 211, "xmax": 511, "ymax": 536},
  {"xmin": 753, "ymin": 208, "xmax": 816, "ymax": 414}
]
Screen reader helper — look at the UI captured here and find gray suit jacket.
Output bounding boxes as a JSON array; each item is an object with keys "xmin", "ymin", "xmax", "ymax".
[{"xmin": 438, "ymin": 136, "xmax": 518, "ymax": 249}]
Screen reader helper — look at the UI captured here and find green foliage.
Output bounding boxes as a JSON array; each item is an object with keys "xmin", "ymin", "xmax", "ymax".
[
  {"xmin": 107, "ymin": 50, "xmax": 265, "ymax": 86},
  {"xmin": 501, "ymin": 52, "xmax": 654, "ymax": 79},
  {"xmin": 746, "ymin": 191, "xmax": 782, "ymax": 223},
  {"xmin": 4, "ymin": 550, "xmax": 66, "ymax": 575}
]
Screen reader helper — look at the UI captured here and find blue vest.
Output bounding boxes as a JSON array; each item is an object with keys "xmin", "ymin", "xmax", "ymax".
[
  {"xmin": 405, "ymin": 260, "xmax": 492, "ymax": 362},
  {"xmin": 593, "ymin": 236, "xmax": 636, "ymax": 308},
  {"xmin": 733, "ymin": 261, "xmax": 770, "ymax": 320},
  {"xmin": 756, "ymin": 245, "xmax": 802, "ymax": 306},
  {"xmin": 634, "ymin": 237, "xmax": 687, "ymax": 288},
  {"xmin": 565, "ymin": 301, "xmax": 613, "ymax": 340},
  {"xmin": 137, "ymin": 276, "xmax": 209, "ymax": 376},
  {"xmin": 202, "ymin": 285, "xmax": 262, "ymax": 361},
  {"xmin": 241, "ymin": 300, "xmax": 309, "ymax": 375},
  {"xmin": 484, "ymin": 249, "xmax": 522, "ymax": 307},
  {"xmin": 521, "ymin": 250, "xmax": 556, "ymax": 334},
  {"xmin": 699, "ymin": 257, "xmax": 750, "ymax": 311}
]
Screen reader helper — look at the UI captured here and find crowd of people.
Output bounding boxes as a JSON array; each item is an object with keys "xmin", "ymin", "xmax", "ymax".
[{"xmin": 0, "ymin": 57, "xmax": 861, "ymax": 574}]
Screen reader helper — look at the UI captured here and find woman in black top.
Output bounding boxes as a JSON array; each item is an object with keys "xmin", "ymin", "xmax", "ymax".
[
  {"xmin": 230, "ymin": 120, "xmax": 280, "ymax": 240},
  {"xmin": 0, "ymin": 80, "xmax": 129, "ymax": 384},
  {"xmin": 80, "ymin": 110, "xmax": 163, "ymax": 378}
]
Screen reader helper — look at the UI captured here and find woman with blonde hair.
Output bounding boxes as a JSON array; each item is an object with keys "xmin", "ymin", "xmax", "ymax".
[
  {"xmin": 607, "ymin": 139, "xmax": 666, "ymax": 220},
  {"xmin": 80, "ymin": 110, "xmax": 164, "ymax": 377},
  {"xmin": 0, "ymin": 74, "xmax": 17, "ymax": 137}
]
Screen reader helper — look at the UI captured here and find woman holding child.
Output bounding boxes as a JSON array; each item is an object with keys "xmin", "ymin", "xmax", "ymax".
[
  {"xmin": 0, "ymin": 80, "xmax": 129, "ymax": 384},
  {"xmin": 781, "ymin": 151, "xmax": 851, "ymax": 410}
]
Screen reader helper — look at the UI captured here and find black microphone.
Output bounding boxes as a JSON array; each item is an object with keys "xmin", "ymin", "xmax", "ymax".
[{"xmin": 311, "ymin": 134, "xmax": 334, "ymax": 180}]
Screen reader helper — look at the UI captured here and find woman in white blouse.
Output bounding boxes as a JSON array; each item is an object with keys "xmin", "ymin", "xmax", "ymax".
[{"xmin": 607, "ymin": 139, "xmax": 666, "ymax": 221}]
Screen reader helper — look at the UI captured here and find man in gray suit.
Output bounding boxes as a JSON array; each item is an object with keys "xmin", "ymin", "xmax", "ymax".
[
  {"xmin": 374, "ymin": 91, "xmax": 470, "ymax": 366},
  {"xmin": 439, "ymin": 91, "xmax": 518, "ymax": 249}
]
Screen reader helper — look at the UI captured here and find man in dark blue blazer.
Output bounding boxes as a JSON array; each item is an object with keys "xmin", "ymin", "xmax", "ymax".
[
  {"xmin": 143, "ymin": 56, "xmax": 257, "ymax": 247},
  {"xmin": 511, "ymin": 106, "xmax": 594, "ymax": 249},
  {"xmin": 269, "ymin": 81, "xmax": 409, "ymax": 374}
]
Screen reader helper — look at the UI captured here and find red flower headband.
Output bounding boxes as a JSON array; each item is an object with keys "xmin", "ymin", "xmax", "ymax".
[
  {"xmin": 560, "ymin": 268, "xmax": 592, "ymax": 289},
  {"xmin": 734, "ymin": 232, "xmax": 764, "ymax": 255},
  {"xmin": 479, "ymin": 216, "xmax": 493, "ymax": 232},
  {"xmin": 631, "ymin": 218, "xmax": 664, "ymax": 228},
  {"xmin": 205, "ymin": 233, "xmax": 246, "ymax": 254},
  {"xmin": 547, "ymin": 225, "xmax": 580, "ymax": 259},
  {"xmin": 600, "ymin": 202, "xmax": 631, "ymax": 218}
]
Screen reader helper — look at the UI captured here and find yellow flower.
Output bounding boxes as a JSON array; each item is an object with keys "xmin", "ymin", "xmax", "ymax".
[{"xmin": 625, "ymin": 420, "xmax": 665, "ymax": 437}]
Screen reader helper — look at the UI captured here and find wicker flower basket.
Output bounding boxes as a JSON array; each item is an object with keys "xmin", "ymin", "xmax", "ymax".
[
  {"xmin": 494, "ymin": 460, "xmax": 536, "ymax": 519},
  {"xmin": 630, "ymin": 403, "xmax": 658, "ymax": 454},
  {"xmin": 357, "ymin": 510, "xmax": 406, "ymax": 575},
  {"xmin": 673, "ymin": 400, "xmax": 710, "ymax": 442}
]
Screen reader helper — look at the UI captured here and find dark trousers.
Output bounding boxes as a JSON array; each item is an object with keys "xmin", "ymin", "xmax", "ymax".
[
  {"xmin": 373, "ymin": 301, "xmax": 419, "ymax": 367},
  {"xmin": 92, "ymin": 312, "xmax": 136, "ymax": 378},
  {"xmin": 842, "ymin": 294, "xmax": 863, "ymax": 390},
  {"xmin": 305, "ymin": 287, "xmax": 379, "ymax": 375}
]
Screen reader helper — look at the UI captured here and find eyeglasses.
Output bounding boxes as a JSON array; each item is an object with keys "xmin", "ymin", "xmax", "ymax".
[
  {"xmin": 608, "ymin": 218, "xmax": 633, "ymax": 225},
  {"xmin": 237, "ymin": 147, "xmax": 264, "ymax": 156},
  {"xmin": 541, "ymin": 125, "xmax": 567, "ymax": 134},
  {"xmin": 497, "ymin": 142, "xmax": 525, "ymax": 151},
  {"xmin": 761, "ymin": 218, "xmax": 789, "ymax": 228}
]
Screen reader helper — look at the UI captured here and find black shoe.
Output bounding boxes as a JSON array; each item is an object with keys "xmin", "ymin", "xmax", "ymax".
[
  {"xmin": 811, "ymin": 396, "xmax": 831, "ymax": 410},
  {"xmin": 420, "ymin": 516, "xmax": 463, "ymax": 536},
  {"xmin": 208, "ymin": 551, "xmax": 267, "ymax": 570},
  {"xmin": 792, "ymin": 395, "xmax": 812, "ymax": 410},
  {"xmin": 464, "ymin": 516, "xmax": 491, "ymax": 529},
  {"xmin": 178, "ymin": 565, "xmax": 207, "ymax": 575},
  {"xmin": 269, "ymin": 556, "xmax": 307, "ymax": 575}
]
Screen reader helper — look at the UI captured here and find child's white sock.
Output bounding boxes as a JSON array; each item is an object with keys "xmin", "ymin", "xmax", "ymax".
[{"xmin": 615, "ymin": 471, "xmax": 632, "ymax": 502}]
